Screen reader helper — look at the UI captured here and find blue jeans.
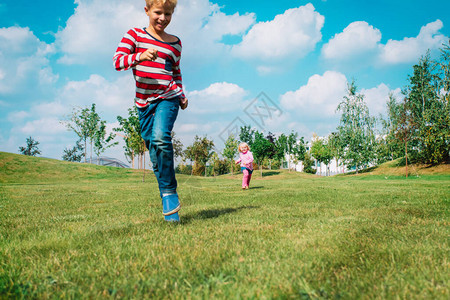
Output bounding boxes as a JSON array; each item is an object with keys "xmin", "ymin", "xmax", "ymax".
[{"xmin": 138, "ymin": 98, "xmax": 179, "ymax": 196}]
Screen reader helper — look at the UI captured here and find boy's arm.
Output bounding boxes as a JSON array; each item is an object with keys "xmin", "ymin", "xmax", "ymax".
[
  {"xmin": 173, "ymin": 62, "xmax": 183, "ymax": 91},
  {"xmin": 179, "ymin": 97, "xmax": 188, "ymax": 110},
  {"xmin": 173, "ymin": 45, "xmax": 188, "ymax": 109},
  {"xmin": 113, "ymin": 29, "xmax": 157, "ymax": 71}
]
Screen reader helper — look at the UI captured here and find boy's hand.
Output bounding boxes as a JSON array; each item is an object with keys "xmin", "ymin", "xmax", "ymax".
[
  {"xmin": 179, "ymin": 97, "xmax": 188, "ymax": 110},
  {"xmin": 139, "ymin": 48, "xmax": 158, "ymax": 62}
]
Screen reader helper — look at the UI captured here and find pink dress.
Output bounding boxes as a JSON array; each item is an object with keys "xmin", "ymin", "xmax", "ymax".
[
  {"xmin": 237, "ymin": 151, "xmax": 254, "ymax": 171},
  {"xmin": 237, "ymin": 151, "xmax": 253, "ymax": 189}
]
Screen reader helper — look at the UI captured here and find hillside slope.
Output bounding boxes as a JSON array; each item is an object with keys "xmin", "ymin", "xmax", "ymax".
[
  {"xmin": 356, "ymin": 159, "xmax": 450, "ymax": 177},
  {"xmin": 0, "ymin": 152, "xmax": 140, "ymax": 184},
  {"xmin": 1, "ymin": 152, "xmax": 448, "ymax": 185}
]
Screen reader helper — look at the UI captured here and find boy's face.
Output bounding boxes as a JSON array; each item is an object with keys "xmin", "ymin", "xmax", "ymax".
[{"xmin": 145, "ymin": 2, "xmax": 174, "ymax": 34}]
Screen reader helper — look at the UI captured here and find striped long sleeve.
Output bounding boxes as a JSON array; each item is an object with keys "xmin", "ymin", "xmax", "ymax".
[{"xmin": 113, "ymin": 28, "xmax": 185, "ymax": 107}]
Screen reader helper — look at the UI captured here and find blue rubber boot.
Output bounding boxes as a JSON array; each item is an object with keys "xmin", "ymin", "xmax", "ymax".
[{"xmin": 162, "ymin": 194, "xmax": 181, "ymax": 222}]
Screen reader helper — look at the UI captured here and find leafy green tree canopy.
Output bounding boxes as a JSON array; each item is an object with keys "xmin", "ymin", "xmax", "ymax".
[
  {"xmin": 336, "ymin": 80, "xmax": 376, "ymax": 173},
  {"xmin": 19, "ymin": 136, "xmax": 41, "ymax": 156}
]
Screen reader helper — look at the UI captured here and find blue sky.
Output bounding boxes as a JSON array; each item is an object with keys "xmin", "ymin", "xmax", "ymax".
[{"xmin": 1, "ymin": 0, "xmax": 449, "ymax": 164}]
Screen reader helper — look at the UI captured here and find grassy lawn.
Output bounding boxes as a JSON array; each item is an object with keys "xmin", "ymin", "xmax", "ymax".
[{"xmin": 0, "ymin": 152, "xmax": 449, "ymax": 299}]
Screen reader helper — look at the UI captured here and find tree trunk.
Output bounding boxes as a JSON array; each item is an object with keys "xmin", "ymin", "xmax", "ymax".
[
  {"xmin": 84, "ymin": 139, "xmax": 87, "ymax": 163},
  {"xmin": 335, "ymin": 158, "xmax": 339, "ymax": 174},
  {"xmin": 142, "ymin": 151, "xmax": 145, "ymax": 182},
  {"xmin": 405, "ymin": 141, "xmax": 408, "ymax": 178}
]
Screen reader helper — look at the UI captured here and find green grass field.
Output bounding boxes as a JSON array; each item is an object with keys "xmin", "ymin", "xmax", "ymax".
[{"xmin": 0, "ymin": 152, "xmax": 449, "ymax": 299}]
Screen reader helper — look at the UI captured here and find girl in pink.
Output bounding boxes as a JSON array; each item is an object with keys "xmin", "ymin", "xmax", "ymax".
[{"xmin": 235, "ymin": 142, "xmax": 254, "ymax": 189}]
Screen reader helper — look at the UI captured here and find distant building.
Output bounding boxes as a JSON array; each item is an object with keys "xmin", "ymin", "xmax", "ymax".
[
  {"xmin": 86, "ymin": 157, "xmax": 130, "ymax": 168},
  {"xmin": 283, "ymin": 140, "xmax": 351, "ymax": 176}
]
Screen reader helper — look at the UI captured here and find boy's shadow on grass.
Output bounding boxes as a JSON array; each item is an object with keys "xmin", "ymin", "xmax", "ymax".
[{"xmin": 182, "ymin": 205, "xmax": 259, "ymax": 224}]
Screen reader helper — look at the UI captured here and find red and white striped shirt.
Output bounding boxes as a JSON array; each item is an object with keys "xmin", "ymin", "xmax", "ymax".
[{"xmin": 113, "ymin": 28, "xmax": 185, "ymax": 107}]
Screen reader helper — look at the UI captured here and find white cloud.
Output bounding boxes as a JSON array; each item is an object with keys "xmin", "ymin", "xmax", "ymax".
[
  {"xmin": 380, "ymin": 20, "xmax": 447, "ymax": 64},
  {"xmin": 187, "ymin": 82, "xmax": 248, "ymax": 114},
  {"xmin": 33, "ymin": 101, "xmax": 67, "ymax": 118},
  {"xmin": 280, "ymin": 71, "xmax": 348, "ymax": 117},
  {"xmin": 0, "ymin": 26, "xmax": 57, "ymax": 94},
  {"xmin": 170, "ymin": 0, "xmax": 256, "ymax": 65},
  {"xmin": 361, "ymin": 84, "xmax": 402, "ymax": 116},
  {"xmin": 321, "ymin": 19, "xmax": 448, "ymax": 66},
  {"xmin": 0, "ymin": 73, "xmax": 135, "ymax": 157},
  {"xmin": 175, "ymin": 122, "xmax": 215, "ymax": 134},
  {"xmin": 280, "ymin": 78, "xmax": 403, "ymax": 132},
  {"xmin": 0, "ymin": 26, "xmax": 39, "ymax": 53},
  {"xmin": 55, "ymin": 0, "xmax": 144, "ymax": 65},
  {"xmin": 7, "ymin": 111, "xmax": 30, "ymax": 123},
  {"xmin": 18, "ymin": 117, "xmax": 66, "ymax": 135},
  {"xmin": 322, "ymin": 21, "xmax": 381, "ymax": 60},
  {"xmin": 256, "ymin": 66, "xmax": 275, "ymax": 75},
  {"xmin": 172, "ymin": 121, "xmax": 219, "ymax": 150},
  {"xmin": 55, "ymin": 0, "xmax": 255, "ymax": 66},
  {"xmin": 277, "ymin": 71, "xmax": 349, "ymax": 138},
  {"xmin": 59, "ymin": 74, "xmax": 135, "ymax": 119},
  {"xmin": 39, "ymin": 67, "xmax": 59, "ymax": 86},
  {"xmin": 232, "ymin": 3, "xmax": 324, "ymax": 60}
]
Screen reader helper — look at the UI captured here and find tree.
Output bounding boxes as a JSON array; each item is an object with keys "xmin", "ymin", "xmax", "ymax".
[
  {"xmin": 275, "ymin": 133, "xmax": 288, "ymax": 164},
  {"xmin": 171, "ymin": 131, "xmax": 184, "ymax": 160},
  {"xmin": 379, "ymin": 93, "xmax": 404, "ymax": 163},
  {"xmin": 62, "ymin": 103, "xmax": 101, "ymax": 163},
  {"xmin": 209, "ymin": 152, "xmax": 219, "ymax": 176},
  {"xmin": 403, "ymin": 53, "xmax": 438, "ymax": 164},
  {"xmin": 328, "ymin": 132, "xmax": 344, "ymax": 174},
  {"xmin": 290, "ymin": 137, "xmax": 306, "ymax": 170},
  {"xmin": 251, "ymin": 131, "xmax": 274, "ymax": 177},
  {"xmin": 62, "ymin": 140, "xmax": 84, "ymax": 162},
  {"xmin": 395, "ymin": 97, "xmax": 418, "ymax": 177},
  {"xmin": 310, "ymin": 135, "xmax": 325, "ymax": 174},
  {"xmin": 222, "ymin": 134, "xmax": 239, "ymax": 174},
  {"xmin": 184, "ymin": 135, "xmax": 215, "ymax": 176},
  {"xmin": 336, "ymin": 81, "xmax": 376, "ymax": 173},
  {"xmin": 264, "ymin": 132, "xmax": 279, "ymax": 170},
  {"xmin": 276, "ymin": 132, "xmax": 306, "ymax": 171},
  {"xmin": 18, "ymin": 137, "xmax": 41, "ymax": 156},
  {"xmin": 430, "ymin": 40, "xmax": 450, "ymax": 164},
  {"xmin": 115, "ymin": 107, "xmax": 146, "ymax": 169},
  {"xmin": 93, "ymin": 121, "xmax": 118, "ymax": 160},
  {"xmin": 310, "ymin": 136, "xmax": 333, "ymax": 176},
  {"xmin": 239, "ymin": 125, "xmax": 255, "ymax": 147},
  {"xmin": 302, "ymin": 152, "xmax": 316, "ymax": 174}
]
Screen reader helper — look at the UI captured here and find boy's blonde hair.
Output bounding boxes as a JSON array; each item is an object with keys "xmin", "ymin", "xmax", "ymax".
[
  {"xmin": 145, "ymin": 0, "xmax": 178, "ymax": 10},
  {"xmin": 238, "ymin": 142, "xmax": 250, "ymax": 153}
]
